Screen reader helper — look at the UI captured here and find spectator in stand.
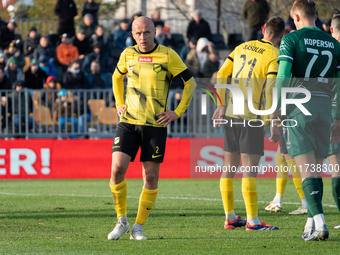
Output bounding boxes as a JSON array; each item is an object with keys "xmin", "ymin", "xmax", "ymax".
[
  {"xmin": 5, "ymin": 57, "xmax": 24, "ymax": 88},
  {"xmin": 90, "ymin": 25, "xmax": 109, "ymax": 54},
  {"xmin": 196, "ymin": 37, "xmax": 214, "ymax": 73},
  {"xmin": 185, "ymin": 37, "xmax": 200, "ymax": 77},
  {"xmin": 0, "ymin": 20, "xmax": 17, "ymax": 50},
  {"xmin": 33, "ymin": 37, "xmax": 56, "ymax": 63},
  {"xmin": 24, "ymin": 59, "xmax": 48, "ymax": 90},
  {"xmin": 55, "ymin": 0, "xmax": 78, "ymax": 37},
  {"xmin": 151, "ymin": 10, "xmax": 164, "ymax": 28},
  {"xmin": 81, "ymin": 0, "xmax": 100, "ymax": 25},
  {"xmin": 114, "ymin": 19, "xmax": 131, "ymax": 49},
  {"xmin": 82, "ymin": 42, "xmax": 109, "ymax": 74},
  {"xmin": 323, "ymin": 9, "xmax": 339, "ymax": 34},
  {"xmin": 73, "ymin": 92, "xmax": 91, "ymax": 133},
  {"xmin": 77, "ymin": 14, "xmax": 96, "ymax": 39},
  {"xmin": 39, "ymin": 55, "xmax": 57, "ymax": 77},
  {"xmin": 1, "ymin": 94, "xmax": 11, "ymax": 130},
  {"xmin": 155, "ymin": 25, "xmax": 174, "ymax": 48},
  {"xmin": 72, "ymin": 27, "xmax": 91, "ymax": 62},
  {"xmin": 86, "ymin": 60, "xmax": 110, "ymax": 89},
  {"xmin": 56, "ymin": 33, "xmax": 79, "ymax": 71},
  {"xmin": 40, "ymin": 76, "xmax": 61, "ymax": 114},
  {"xmin": 242, "ymin": 0, "xmax": 270, "ymax": 41},
  {"xmin": 186, "ymin": 9, "xmax": 212, "ymax": 42},
  {"xmin": 0, "ymin": 52, "xmax": 7, "ymax": 69},
  {"xmin": 0, "ymin": 67, "xmax": 11, "ymax": 93},
  {"xmin": 11, "ymin": 81, "xmax": 36, "ymax": 132},
  {"xmin": 284, "ymin": 21, "xmax": 294, "ymax": 35},
  {"xmin": 55, "ymin": 89, "xmax": 78, "ymax": 132},
  {"xmin": 63, "ymin": 59, "xmax": 88, "ymax": 89},
  {"xmin": 203, "ymin": 50, "xmax": 220, "ymax": 79},
  {"xmin": 24, "ymin": 27, "xmax": 41, "ymax": 58},
  {"xmin": 4, "ymin": 42, "xmax": 25, "ymax": 70}
]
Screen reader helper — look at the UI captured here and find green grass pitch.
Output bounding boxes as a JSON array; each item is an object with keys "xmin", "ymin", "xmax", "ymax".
[{"xmin": 0, "ymin": 179, "xmax": 340, "ymax": 254}]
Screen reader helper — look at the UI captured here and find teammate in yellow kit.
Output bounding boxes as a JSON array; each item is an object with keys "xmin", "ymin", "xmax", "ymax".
[
  {"xmin": 213, "ymin": 17, "xmax": 285, "ymax": 230},
  {"xmin": 107, "ymin": 17, "xmax": 196, "ymax": 240}
]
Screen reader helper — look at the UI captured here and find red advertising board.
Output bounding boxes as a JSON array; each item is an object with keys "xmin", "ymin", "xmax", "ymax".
[{"xmin": 0, "ymin": 138, "xmax": 332, "ymax": 179}]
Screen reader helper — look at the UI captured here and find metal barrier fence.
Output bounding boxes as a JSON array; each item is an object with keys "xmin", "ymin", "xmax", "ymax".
[
  {"xmin": 0, "ymin": 88, "xmax": 223, "ymax": 139},
  {"xmin": 13, "ymin": 17, "xmax": 246, "ymax": 43}
]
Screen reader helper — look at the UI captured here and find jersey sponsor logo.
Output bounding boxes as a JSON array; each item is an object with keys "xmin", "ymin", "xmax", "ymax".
[
  {"xmin": 304, "ymin": 38, "xmax": 334, "ymax": 49},
  {"xmin": 114, "ymin": 137, "xmax": 120, "ymax": 144},
  {"xmin": 138, "ymin": 57, "xmax": 153, "ymax": 62},
  {"xmin": 310, "ymin": 191, "xmax": 319, "ymax": 195}
]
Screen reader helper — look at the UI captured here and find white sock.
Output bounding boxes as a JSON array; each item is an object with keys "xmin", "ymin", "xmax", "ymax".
[
  {"xmin": 273, "ymin": 194, "xmax": 282, "ymax": 203},
  {"xmin": 301, "ymin": 198, "xmax": 307, "ymax": 208},
  {"xmin": 304, "ymin": 217, "xmax": 314, "ymax": 232},
  {"xmin": 313, "ymin": 214, "xmax": 325, "ymax": 229},
  {"xmin": 247, "ymin": 217, "xmax": 261, "ymax": 226},
  {"xmin": 133, "ymin": 223, "xmax": 144, "ymax": 231},
  {"xmin": 118, "ymin": 216, "xmax": 127, "ymax": 224},
  {"xmin": 226, "ymin": 213, "xmax": 237, "ymax": 222}
]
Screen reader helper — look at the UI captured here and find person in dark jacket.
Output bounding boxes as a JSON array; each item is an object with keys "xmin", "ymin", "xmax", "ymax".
[
  {"xmin": 90, "ymin": 25, "xmax": 109, "ymax": 54},
  {"xmin": 39, "ymin": 55, "xmax": 57, "ymax": 78},
  {"xmin": 186, "ymin": 9, "xmax": 212, "ymax": 42},
  {"xmin": 4, "ymin": 42, "xmax": 25, "ymax": 70},
  {"xmin": 33, "ymin": 37, "xmax": 56, "ymax": 63},
  {"xmin": 0, "ymin": 67, "xmax": 11, "ymax": 95},
  {"xmin": 24, "ymin": 59, "xmax": 48, "ymax": 89},
  {"xmin": 5, "ymin": 57, "xmax": 24, "ymax": 88},
  {"xmin": 242, "ymin": 0, "xmax": 270, "ymax": 41},
  {"xmin": 72, "ymin": 27, "xmax": 91, "ymax": 61},
  {"xmin": 23, "ymin": 27, "xmax": 41, "ymax": 58},
  {"xmin": 86, "ymin": 60, "xmax": 110, "ymax": 89},
  {"xmin": 55, "ymin": 0, "xmax": 78, "ymax": 37},
  {"xmin": 11, "ymin": 81, "xmax": 37, "ymax": 132},
  {"xmin": 0, "ymin": 20, "xmax": 17, "ymax": 50},
  {"xmin": 203, "ymin": 50, "xmax": 220, "ymax": 79},
  {"xmin": 63, "ymin": 59, "xmax": 88, "ymax": 89},
  {"xmin": 114, "ymin": 19, "xmax": 131, "ymax": 49},
  {"xmin": 81, "ymin": 0, "xmax": 100, "ymax": 25},
  {"xmin": 151, "ymin": 10, "xmax": 164, "ymax": 28},
  {"xmin": 77, "ymin": 14, "xmax": 96, "ymax": 39},
  {"xmin": 82, "ymin": 42, "xmax": 109, "ymax": 74},
  {"xmin": 0, "ymin": 52, "xmax": 7, "ymax": 70}
]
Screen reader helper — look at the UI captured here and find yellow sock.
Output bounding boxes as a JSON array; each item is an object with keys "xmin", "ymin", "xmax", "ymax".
[
  {"xmin": 109, "ymin": 179, "xmax": 127, "ymax": 219},
  {"xmin": 220, "ymin": 178, "xmax": 234, "ymax": 217},
  {"xmin": 276, "ymin": 153, "xmax": 288, "ymax": 197},
  {"xmin": 135, "ymin": 186, "xmax": 158, "ymax": 225},
  {"xmin": 287, "ymin": 159, "xmax": 305, "ymax": 199},
  {"xmin": 242, "ymin": 177, "xmax": 258, "ymax": 220}
]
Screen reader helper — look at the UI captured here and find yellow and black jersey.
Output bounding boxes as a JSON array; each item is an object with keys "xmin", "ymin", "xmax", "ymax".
[
  {"xmin": 113, "ymin": 44, "xmax": 194, "ymax": 127},
  {"xmin": 217, "ymin": 39, "xmax": 279, "ymax": 124}
]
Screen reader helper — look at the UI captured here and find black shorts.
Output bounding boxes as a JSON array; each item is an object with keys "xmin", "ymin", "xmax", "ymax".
[
  {"xmin": 112, "ymin": 122, "xmax": 167, "ymax": 162},
  {"xmin": 224, "ymin": 117, "xmax": 264, "ymax": 156},
  {"xmin": 278, "ymin": 125, "xmax": 288, "ymax": 154}
]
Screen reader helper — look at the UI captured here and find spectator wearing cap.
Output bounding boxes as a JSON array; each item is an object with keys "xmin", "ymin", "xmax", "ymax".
[
  {"xmin": 90, "ymin": 25, "xmax": 109, "ymax": 54},
  {"xmin": 11, "ymin": 80, "xmax": 37, "ymax": 132},
  {"xmin": 151, "ymin": 10, "xmax": 164, "ymax": 28},
  {"xmin": 185, "ymin": 37, "xmax": 200, "ymax": 77},
  {"xmin": 40, "ymin": 76, "xmax": 62, "ymax": 114},
  {"xmin": 55, "ymin": 0, "xmax": 78, "ymax": 37},
  {"xmin": 5, "ymin": 57, "xmax": 24, "ymax": 88},
  {"xmin": 77, "ymin": 14, "xmax": 96, "ymax": 39},
  {"xmin": 24, "ymin": 59, "xmax": 48, "ymax": 89},
  {"xmin": 56, "ymin": 33, "xmax": 79, "ymax": 70},
  {"xmin": 33, "ymin": 37, "xmax": 56, "ymax": 63},
  {"xmin": 72, "ymin": 27, "xmax": 91, "ymax": 61},
  {"xmin": 54, "ymin": 89, "xmax": 78, "ymax": 132},
  {"xmin": 114, "ymin": 19, "xmax": 131, "ymax": 49},
  {"xmin": 0, "ymin": 20, "xmax": 17, "ymax": 50},
  {"xmin": 39, "ymin": 55, "xmax": 57, "ymax": 77},
  {"xmin": 0, "ymin": 52, "xmax": 7, "ymax": 69},
  {"xmin": 24, "ymin": 27, "xmax": 41, "ymax": 58},
  {"xmin": 186, "ymin": 9, "xmax": 212, "ymax": 42},
  {"xmin": 81, "ymin": 0, "xmax": 100, "ymax": 26},
  {"xmin": 82, "ymin": 42, "xmax": 109, "ymax": 74},
  {"xmin": 63, "ymin": 59, "xmax": 88, "ymax": 89},
  {"xmin": 242, "ymin": 0, "xmax": 270, "ymax": 41},
  {"xmin": 4, "ymin": 42, "xmax": 25, "ymax": 70}
]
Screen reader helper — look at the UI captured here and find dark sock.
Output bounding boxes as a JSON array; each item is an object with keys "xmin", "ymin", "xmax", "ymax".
[
  {"xmin": 302, "ymin": 177, "xmax": 323, "ymax": 217},
  {"xmin": 317, "ymin": 178, "xmax": 323, "ymax": 200},
  {"xmin": 332, "ymin": 177, "xmax": 340, "ymax": 213}
]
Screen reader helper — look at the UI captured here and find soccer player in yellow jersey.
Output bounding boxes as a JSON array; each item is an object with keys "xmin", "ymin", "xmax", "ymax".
[
  {"xmin": 212, "ymin": 17, "xmax": 285, "ymax": 231},
  {"xmin": 107, "ymin": 17, "xmax": 196, "ymax": 240}
]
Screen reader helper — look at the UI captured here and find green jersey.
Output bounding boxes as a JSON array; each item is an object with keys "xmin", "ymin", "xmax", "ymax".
[{"xmin": 278, "ymin": 27, "xmax": 340, "ymax": 99}]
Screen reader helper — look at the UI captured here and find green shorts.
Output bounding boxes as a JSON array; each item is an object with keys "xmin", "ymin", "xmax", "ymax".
[
  {"xmin": 329, "ymin": 112, "xmax": 340, "ymax": 156},
  {"xmin": 284, "ymin": 112, "xmax": 332, "ymax": 158}
]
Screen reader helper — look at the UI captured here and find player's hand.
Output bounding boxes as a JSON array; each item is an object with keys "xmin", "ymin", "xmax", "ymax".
[
  {"xmin": 156, "ymin": 111, "xmax": 179, "ymax": 127},
  {"xmin": 331, "ymin": 119, "xmax": 340, "ymax": 145},
  {"xmin": 270, "ymin": 108, "xmax": 281, "ymax": 125},
  {"xmin": 117, "ymin": 105, "xmax": 126, "ymax": 116},
  {"xmin": 269, "ymin": 124, "xmax": 279, "ymax": 143},
  {"xmin": 212, "ymin": 106, "xmax": 226, "ymax": 127}
]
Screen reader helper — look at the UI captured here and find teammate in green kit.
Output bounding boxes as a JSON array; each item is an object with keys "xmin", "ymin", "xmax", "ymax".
[{"xmin": 271, "ymin": 0, "xmax": 340, "ymax": 241}]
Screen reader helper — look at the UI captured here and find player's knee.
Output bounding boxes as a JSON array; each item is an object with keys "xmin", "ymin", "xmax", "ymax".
[
  {"xmin": 111, "ymin": 164, "xmax": 126, "ymax": 178},
  {"xmin": 144, "ymin": 172, "xmax": 158, "ymax": 185}
]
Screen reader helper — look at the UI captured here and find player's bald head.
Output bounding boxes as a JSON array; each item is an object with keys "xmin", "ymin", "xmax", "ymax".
[
  {"xmin": 331, "ymin": 15, "xmax": 340, "ymax": 34},
  {"xmin": 132, "ymin": 16, "xmax": 155, "ymax": 31}
]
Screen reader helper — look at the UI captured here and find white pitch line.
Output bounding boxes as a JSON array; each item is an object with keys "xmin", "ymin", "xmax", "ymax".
[{"xmin": 0, "ymin": 192, "xmax": 337, "ymax": 208}]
